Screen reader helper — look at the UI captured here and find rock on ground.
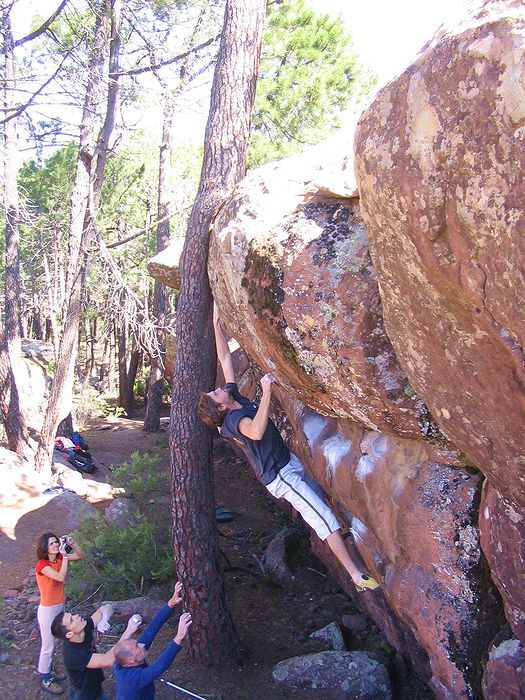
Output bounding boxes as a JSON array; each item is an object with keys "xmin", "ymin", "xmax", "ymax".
[{"xmin": 273, "ymin": 650, "xmax": 392, "ymax": 699}]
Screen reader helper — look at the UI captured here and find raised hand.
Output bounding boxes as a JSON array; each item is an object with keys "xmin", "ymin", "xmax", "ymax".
[
  {"xmin": 96, "ymin": 617, "xmax": 111, "ymax": 633},
  {"xmin": 125, "ymin": 614, "xmax": 142, "ymax": 635},
  {"xmin": 168, "ymin": 581, "xmax": 183, "ymax": 607},
  {"xmin": 174, "ymin": 612, "xmax": 192, "ymax": 644},
  {"xmin": 260, "ymin": 373, "xmax": 276, "ymax": 392}
]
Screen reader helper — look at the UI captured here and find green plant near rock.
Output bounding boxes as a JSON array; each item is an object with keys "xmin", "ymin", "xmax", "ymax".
[
  {"xmin": 67, "ymin": 452, "xmax": 173, "ymax": 600},
  {"xmin": 111, "ymin": 451, "xmax": 169, "ymax": 503}
]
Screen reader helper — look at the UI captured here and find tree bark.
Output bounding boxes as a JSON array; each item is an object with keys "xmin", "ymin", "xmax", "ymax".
[
  {"xmin": 143, "ymin": 100, "xmax": 173, "ymax": 432},
  {"xmin": 0, "ymin": 12, "xmax": 32, "ymax": 457},
  {"xmin": 144, "ymin": 4, "xmax": 207, "ymax": 433},
  {"xmin": 34, "ymin": 0, "xmax": 111, "ymax": 473},
  {"xmin": 31, "ymin": 293, "xmax": 44, "ymax": 340},
  {"xmin": 170, "ymin": 0, "xmax": 265, "ymax": 664},
  {"xmin": 43, "ymin": 251, "xmax": 60, "ymax": 356},
  {"xmin": 118, "ymin": 323, "xmax": 139, "ymax": 418}
]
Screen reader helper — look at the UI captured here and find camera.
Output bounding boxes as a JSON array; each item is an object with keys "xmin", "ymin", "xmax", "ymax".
[{"xmin": 60, "ymin": 536, "xmax": 74, "ymax": 554}]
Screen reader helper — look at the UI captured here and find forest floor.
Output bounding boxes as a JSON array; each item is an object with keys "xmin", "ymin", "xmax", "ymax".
[{"xmin": 0, "ymin": 414, "xmax": 431, "ymax": 700}]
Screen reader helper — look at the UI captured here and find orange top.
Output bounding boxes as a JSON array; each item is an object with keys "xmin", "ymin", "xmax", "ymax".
[{"xmin": 35, "ymin": 554, "xmax": 65, "ymax": 606}]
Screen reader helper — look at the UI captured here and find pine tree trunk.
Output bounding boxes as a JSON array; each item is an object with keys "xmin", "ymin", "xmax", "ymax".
[
  {"xmin": 108, "ymin": 322, "xmax": 117, "ymax": 394},
  {"xmin": 144, "ymin": 99, "xmax": 173, "ymax": 432},
  {"xmin": 43, "ymin": 252, "xmax": 59, "ymax": 356},
  {"xmin": 32, "ymin": 294, "xmax": 44, "ymax": 340},
  {"xmin": 34, "ymin": 0, "xmax": 111, "ymax": 473},
  {"xmin": 118, "ymin": 324, "xmax": 131, "ymax": 416},
  {"xmin": 83, "ymin": 314, "xmax": 93, "ymax": 390},
  {"xmin": 170, "ymin": 0, "xmax": 265, "ymax": 664},
  {"xmin": 0, "ymin": 12, "xmax": 31, "ymax": 457},
  {"xmin": 127, "ymin": 347, "xmax": 141, "ymax": 415}
]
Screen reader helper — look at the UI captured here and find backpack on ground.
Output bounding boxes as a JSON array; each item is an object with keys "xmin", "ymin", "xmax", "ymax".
[
  {"xmin": 55, "ymin": 432, "xmax": 96, "ymax": 474},
  {"xmin": 70, "ymin": 431, "xmax": 90, "ymax": 451},
  {"xmin": 65, "ymin": 450, "xmax": 96, "ymax": 474}
]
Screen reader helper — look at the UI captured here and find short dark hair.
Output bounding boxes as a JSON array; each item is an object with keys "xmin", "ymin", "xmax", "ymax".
[
  {"xmin": 198, "ymin": 392, "xmax": 228, "ymax": 429},
  {"xmin": 36, "ymin": 533, "xmax": 58, "ymax": 561},
  {"xmin": 51, "ymin": 611, "xmax": 68, "ymax": 640}
]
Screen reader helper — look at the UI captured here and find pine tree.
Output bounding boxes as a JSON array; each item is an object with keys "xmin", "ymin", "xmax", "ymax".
[{"xmin": 250, "ymin": 0, "xmax": 375, "ymax": 165}]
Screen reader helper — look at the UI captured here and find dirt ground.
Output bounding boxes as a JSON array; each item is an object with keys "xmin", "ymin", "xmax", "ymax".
[{"xmin": 0, "ymin": 415, "xmax": 431, "ymax": 700}]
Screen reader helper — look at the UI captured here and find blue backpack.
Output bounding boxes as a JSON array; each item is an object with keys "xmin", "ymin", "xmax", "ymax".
[{"xmin": 70, "ymin": 431, "xmax": 89, "ymax": 451}]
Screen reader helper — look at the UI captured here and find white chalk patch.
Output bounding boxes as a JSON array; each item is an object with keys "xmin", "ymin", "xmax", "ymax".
[
  {"xmin": 506, "ymin": 504, "xmax": 523, "ymax": 524},
  {"xmin": 302, "ymin": 414, "xmax": 328, "ymax": 447},
  {"xmin": 322, "ymin": 435, "xmax": 352, "ymax": 477},
  {"xmin": 351, "ymin": 516, "xmax": 368, "ymax": 542},
  {"xmin": 355, "ymin": 454, "xmax": 376, "ymax": 482},
  {"xmin": 370, "ymin": 435, "xmax": 389, "ymax": 458}
]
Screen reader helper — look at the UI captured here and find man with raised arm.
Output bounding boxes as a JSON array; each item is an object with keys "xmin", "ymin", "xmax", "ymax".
[
  {"xmin": 113, "ymin": 582, "xmax": 192, "ymax": 700},
  {"xmin": 51, "ymin": 604, "xmax": 141, "ymax": 700},
  {"xmin": 198, "ymin": 307, "xmax": 379, "ymax": 593}
]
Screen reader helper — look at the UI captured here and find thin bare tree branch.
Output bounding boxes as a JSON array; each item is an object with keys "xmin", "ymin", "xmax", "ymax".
[
  {"xmin": 110, "ymin": 33, "xmax": 219, "ymax": 77},
  {"xmin": 14, "ymin": 0, "xmax": 69, "ymax": 47},
  {"xmin": 0, "ymin": 45, "xmax": 75, "ymax": 125}
]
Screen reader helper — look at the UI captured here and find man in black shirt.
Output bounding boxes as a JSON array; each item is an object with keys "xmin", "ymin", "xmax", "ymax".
[
  {"xmin": 51, "ymin": 604, "xmax": 141, "ymax": 699},
  {"xmin": 198, "ymin": 308, "xmax": 379, "ymax": 593}
]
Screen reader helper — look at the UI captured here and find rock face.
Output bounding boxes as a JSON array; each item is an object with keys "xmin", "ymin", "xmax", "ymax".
[
  {"xmin": 209, "ymin": 144, "xmax": 432, "ymax": 440},
  {"xmin": 104, "ymin": 498, "xmax": 137, "ymax": 527},
  {"xmin": 147, "ymin": 237, "xmax": 184, "ymax": 290},
  {"xmin": 261, "ymin": 527, "xmax": 301, "ymax": 585},
  {"xmin": 482, "ymin": 637, "xmax": 525, "ymax": 699},
  {"xmin": 20, "ymin": 339, "xmax": 53, "ymax": 432},
  {"xmin": 479, "ymin": 482, "xmax": 525, "ymax": 643},
  {"xmin": 204, "ymin": 128, "xmax": 504, "ymax": 695},
  {"xmin": 309, "ymin": 622, "xmax": 346, "ymax": 652},
  {"xmin": 287, "ymin": 405, "xmax": 501, "ymax": 699},
  {"xmin": 148, "ymin": 1, "xmax": 524, "ymax": 696},
  {"xmin": 354, "ymin": 0, "xmax": 525, "ymax": 653}
]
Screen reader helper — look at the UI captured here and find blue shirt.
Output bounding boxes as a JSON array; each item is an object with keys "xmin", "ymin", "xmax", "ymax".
[{"xmin": 114, "ymin": 604, "xmax": 181, "ymax": 700}]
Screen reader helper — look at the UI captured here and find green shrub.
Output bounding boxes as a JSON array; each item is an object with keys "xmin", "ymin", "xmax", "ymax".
[
  {"xmin": 111, "ymin": 451, "xmax": 168, "ymax": 503},
  {"xmin": 67, "ymin": 452, "xmax": 173, "ymax": 600},
  {"xmin": 67, "ymin": 513, "xmax": 174, "ymax": 600},
  {"xmin": 73, "ymin": 386, "xmax": 125, "ymax": 428}
]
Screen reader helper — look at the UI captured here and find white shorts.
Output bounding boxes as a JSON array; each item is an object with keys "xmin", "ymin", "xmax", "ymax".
[{"xmin": 266, "ymin": 453, "xmax": 340, "ymax": 541}]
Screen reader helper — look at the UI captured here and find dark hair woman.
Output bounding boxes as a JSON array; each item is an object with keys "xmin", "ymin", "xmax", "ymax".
[{"xmin": 35, "ymin": 532, "xmax": 85, "ymax": 695}]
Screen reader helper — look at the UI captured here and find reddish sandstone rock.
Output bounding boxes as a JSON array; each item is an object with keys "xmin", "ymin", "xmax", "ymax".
[
  {"xmin": 209, "ymin": 143, "xmax": 434, "ymax": 440},
  {"xmin": 354, "ymin": 0, "xmax": 525, "ymax": 510},
  {"xmin": 285, "ymin": 404, "xmax": 501, "ymax": 700},
  {"xmin": 479, "ymin": 481, "xmax": 525, "ymax": 644},
  {"xmin": 482, "ymin": 637, "xmax": 525, "ymax": 699},
  {"xmin": 354, "ymin": 0, "xmax": 525, "ymax": 659}
]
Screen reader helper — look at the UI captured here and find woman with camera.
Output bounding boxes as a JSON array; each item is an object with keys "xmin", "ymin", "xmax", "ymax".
[{"xmin": 35, "ymin": 532, "xmax": 85, "ymax": 695}]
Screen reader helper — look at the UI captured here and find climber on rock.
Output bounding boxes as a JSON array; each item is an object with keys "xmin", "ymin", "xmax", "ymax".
[{"xmin": 198, "ymin": 305, "xmax": 379, "ymax": 593}]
